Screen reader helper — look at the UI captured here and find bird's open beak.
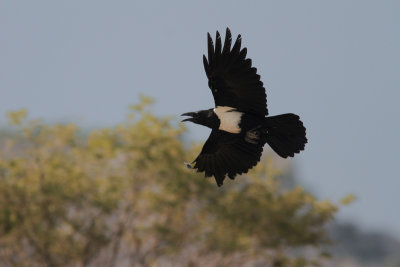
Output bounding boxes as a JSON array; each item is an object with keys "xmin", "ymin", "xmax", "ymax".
[{"xmin": 181, "ymin": 112, "xmax": 196, "ymax": 122}]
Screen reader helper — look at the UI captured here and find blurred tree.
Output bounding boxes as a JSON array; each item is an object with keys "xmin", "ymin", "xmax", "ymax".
[{"xmin": 0, "ymin": 96, "xmax": 339, "ymax": 267}]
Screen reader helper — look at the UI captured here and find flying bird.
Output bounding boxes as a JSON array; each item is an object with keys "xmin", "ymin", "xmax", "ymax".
[{"xmin": 182, "ymin": 28, "xmax": 307, "ymax": 186}]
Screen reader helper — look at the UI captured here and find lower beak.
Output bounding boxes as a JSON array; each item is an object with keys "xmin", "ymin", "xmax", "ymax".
[{"xmin": 181, "ymin": 112, "xmax": 196, "ymax": 122}]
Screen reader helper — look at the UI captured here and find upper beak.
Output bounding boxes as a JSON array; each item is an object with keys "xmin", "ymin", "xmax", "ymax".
[{"xmin": 181, "ymin": 112, "xmax": 196, "ymax": 122}]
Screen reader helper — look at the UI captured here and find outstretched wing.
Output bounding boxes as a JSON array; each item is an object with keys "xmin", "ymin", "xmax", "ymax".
[
  {"xmin": 203, "ymin": 28, "xmax": 268, "ymax": 117},
  {"xmin": 192, "ymin": 130, "xmax": 264, "ymax": 186}
]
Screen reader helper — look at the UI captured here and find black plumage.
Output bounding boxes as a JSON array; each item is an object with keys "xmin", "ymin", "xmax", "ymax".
[
  {"xmin": 193, "ymin": 130, "xmax": 263, "ymax": 186},
  {"xmin": 182, "ymin": 28, "xmax": 307, "ymax": 186},
  {"xmin": 203, "ymin": 30, "xmax": 267, "ymax": 117}
]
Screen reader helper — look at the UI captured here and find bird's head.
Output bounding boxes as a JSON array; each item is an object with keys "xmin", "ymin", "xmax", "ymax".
[{"xmin": 181, "ymin": 109, "xmax": 218, "ymax": 129}]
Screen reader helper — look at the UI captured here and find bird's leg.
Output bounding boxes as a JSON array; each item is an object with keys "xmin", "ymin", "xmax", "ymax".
[
  {"xmin": 184, "ymin": 162, "xmax": 195, "ymax": 170},
  {"xmin": 184, "ymin": 162, "xmax": 200, "ymax": 173},
  {"xmin": 245, "ymin": 127, "xmax": 262, "ymax": 144}
]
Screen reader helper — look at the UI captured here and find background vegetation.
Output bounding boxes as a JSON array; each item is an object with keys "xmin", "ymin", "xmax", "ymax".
[{"xmin": 0, "ymin": 97, "xmax": 345, "ymax": 266}]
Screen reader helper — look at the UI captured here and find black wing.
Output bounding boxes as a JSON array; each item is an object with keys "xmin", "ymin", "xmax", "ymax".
[
  {"xmin": 203, "ymin": 28, "xmax": 268, "ymax": 117},
  {"xmin": 192, "ymin": 130, "xmax": 265, "ymax": 186}
]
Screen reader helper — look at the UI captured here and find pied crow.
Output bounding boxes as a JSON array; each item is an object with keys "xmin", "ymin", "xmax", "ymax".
[{"xmin": 182, "ymin": 28, "xmax": 307, "ymax": 186}]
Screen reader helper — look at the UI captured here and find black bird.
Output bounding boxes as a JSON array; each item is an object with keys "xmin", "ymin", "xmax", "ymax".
[{"xmin": 182, "ymin": 28, "xmax": 307, "ymax": 186}]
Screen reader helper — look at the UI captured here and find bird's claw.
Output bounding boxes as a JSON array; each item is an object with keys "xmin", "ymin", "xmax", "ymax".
[
  {"xmin": 184, "ymin": 162, "xmax": 193, "ymax": 169},
  {"xmin": 245, "ymin": 129, "xmax": 261, "ymax": 144}
]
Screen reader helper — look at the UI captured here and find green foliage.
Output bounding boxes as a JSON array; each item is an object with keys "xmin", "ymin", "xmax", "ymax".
[
  {"xmin": 6, "ymin": 109, "xmax": 27, "ymax": 125},
  {"xmin": 340, "ymin": 194, "xmax": 356, "ymax": 205},
  {"xmin": 0, "ymin": 100, "xmax": 341, "ymax": 266}
]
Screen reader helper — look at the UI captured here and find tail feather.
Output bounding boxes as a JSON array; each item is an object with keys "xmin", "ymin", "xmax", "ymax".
[{"xmin": 264, "ymin": 113, "xmax": 307, "ymax": 158}]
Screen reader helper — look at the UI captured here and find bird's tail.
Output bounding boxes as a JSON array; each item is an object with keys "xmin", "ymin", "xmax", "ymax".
[{"xmin": 263, "ymin": 113, "xmax": 307, "ymax": 158}]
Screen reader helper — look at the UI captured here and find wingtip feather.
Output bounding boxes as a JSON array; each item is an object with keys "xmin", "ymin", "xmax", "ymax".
[
  {"xmin": 203, "ymin": 54, "xmax": 209, "ymax": 75},
  {"xmin": 207, "ymin": 32, "xmax": 214, "ymax": 64},
  {"xmin": 222, "ymin": 28, "xmax": 232, "ymax": 55},
  {"xmin": 231, "ymin": 34, "xmax": 242, "ymax": 54},
  {"xmin": 215, "ymin": 31, "xmax": 222, "ymax": 55}
]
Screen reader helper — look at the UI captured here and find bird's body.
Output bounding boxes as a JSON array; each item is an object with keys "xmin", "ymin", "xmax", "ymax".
[{"xmin": 182, "ymin": 28, "xmax": 307, "ymax": 186}]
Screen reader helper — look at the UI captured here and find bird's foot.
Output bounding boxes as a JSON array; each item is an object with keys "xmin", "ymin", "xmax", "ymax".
[
  {"xmin": 184, "ymin": 162, "xmax": 193, "ymax": 169},
  {"xmin": 245, "ymin": 129, "xmax": 260, "ymax": 144}
]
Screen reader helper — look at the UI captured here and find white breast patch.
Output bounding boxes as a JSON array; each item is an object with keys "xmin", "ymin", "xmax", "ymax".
[{"xmin": 214, "ymin": 106, "xmax": 242, "ymax": 134}]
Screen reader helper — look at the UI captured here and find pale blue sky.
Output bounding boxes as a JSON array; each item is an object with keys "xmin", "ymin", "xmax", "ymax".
[{"xmin": 1, "ymin": 1, "xmax": 399, "ymax": 237}]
